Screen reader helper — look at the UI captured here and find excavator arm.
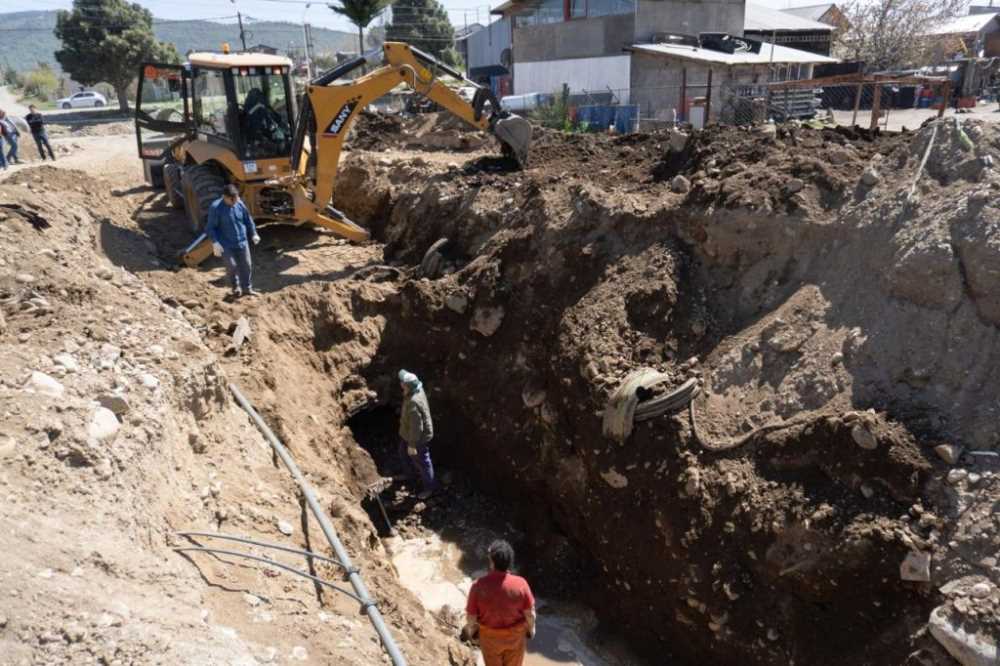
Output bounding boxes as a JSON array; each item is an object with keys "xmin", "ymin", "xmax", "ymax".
[{"xmin": 287, "ymin": 42, "xmax": 531, "ymax": 242}]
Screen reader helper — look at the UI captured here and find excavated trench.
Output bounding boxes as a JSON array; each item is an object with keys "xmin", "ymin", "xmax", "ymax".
[
  {"xmin": 93, "ymin": 119, "xmax": 999, "ymax": 665},
  {"xmin": 306, "ymin": 121, "xmax": 992, "ymax": 664}
]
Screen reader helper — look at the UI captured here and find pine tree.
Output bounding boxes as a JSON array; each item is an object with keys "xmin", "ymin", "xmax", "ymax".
[{"xmin": 385, "ymin": 0, "xmax": 460, "ymax": 66}]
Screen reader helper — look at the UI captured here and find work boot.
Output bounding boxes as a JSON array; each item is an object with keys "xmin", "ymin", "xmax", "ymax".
[
  {"xmin": 230, "ymin": 286, "xmax": 242, "ymax": 300},
  {"xmin": 244, "ymin": 288, "xmax": 260, "ymax": 298}
]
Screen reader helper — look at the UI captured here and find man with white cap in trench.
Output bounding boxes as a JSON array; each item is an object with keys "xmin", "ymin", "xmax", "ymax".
[{"xmin": 398, "ymin": 369, "xmax": 436, "ymax": 499}]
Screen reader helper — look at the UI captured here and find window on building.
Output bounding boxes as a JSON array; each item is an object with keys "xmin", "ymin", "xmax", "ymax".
[
  {"xmin": 586, "ymin": 0, "xmax": 634, "ymax": 18},
  {"xmin": 515, "ymin": 0, "xmax": 634, "ymax": 26}
]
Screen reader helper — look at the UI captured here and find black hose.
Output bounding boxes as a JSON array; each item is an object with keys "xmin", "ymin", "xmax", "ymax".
[
  {"xmin": 174, "ymin": 546, "xmax": 364, "ymax": 604},
  {"xmin": 177, "ymin": 531, "xmax": 349, "ymax": 570}
]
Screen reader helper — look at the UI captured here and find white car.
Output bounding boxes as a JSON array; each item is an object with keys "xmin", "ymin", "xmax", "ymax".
[{"xmin": 56, "ymin": 91, "xmax": 108, "ymax": 109}]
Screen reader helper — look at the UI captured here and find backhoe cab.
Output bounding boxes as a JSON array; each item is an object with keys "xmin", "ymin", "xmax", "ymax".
[{"xmin": 134, "ymin": 43, "xmax": 532, "ymax": 266}]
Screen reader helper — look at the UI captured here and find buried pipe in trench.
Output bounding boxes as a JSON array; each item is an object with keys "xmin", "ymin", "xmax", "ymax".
[{"xmin": 229, "ymin": 382, "xmax": 408, "ymax": 666}]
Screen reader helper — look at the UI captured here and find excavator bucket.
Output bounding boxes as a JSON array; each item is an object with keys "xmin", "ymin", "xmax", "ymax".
[{"xmin": 493, "ymin": 114, "xmax": 532, "ymax": 166}]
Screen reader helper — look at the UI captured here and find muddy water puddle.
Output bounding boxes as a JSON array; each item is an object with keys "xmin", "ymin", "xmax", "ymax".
[{"xmin": 386, "ymin": 532, "xmax": 642, "ymax": 666}]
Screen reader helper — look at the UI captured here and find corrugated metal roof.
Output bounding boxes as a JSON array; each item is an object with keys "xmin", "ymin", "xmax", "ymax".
[
  {"xmin": 926, "ymin": 13, "xmax": 999, "ymax": 35},
  {"xmin": 745, "ymin": 3, "xmax": 834, "ymax": 32},
  {"xmin": 781, "ymin": 3, "xmax": 836, "ymax": 23},
  {"xmin": 630, "ymin": 41, "xmax": 839, "ymax": 65}
]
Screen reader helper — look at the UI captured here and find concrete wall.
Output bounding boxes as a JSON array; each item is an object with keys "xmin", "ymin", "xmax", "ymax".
[
  {"xmin": 467, "ymin": 18, "xmax": 513, "ymax": 71},
  {"xmin": 513, "ymin": 14, "xmax": 635, "ymax": 62},
  {"xmin": 629, "ymin": 51, "xmax": 765, "ymax": 121},
  {"xmin": 514, "ymin": 54, "xmax": 632, "ymax": 96},
  {"xmin": 634, "ymin": 0, "xmax": 745, "ymax": 42}
]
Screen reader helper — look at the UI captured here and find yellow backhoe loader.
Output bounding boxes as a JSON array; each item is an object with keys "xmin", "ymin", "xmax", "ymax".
[{"xmin": 134, "ymin": 42, "xmax": 531, "ymax": 266}]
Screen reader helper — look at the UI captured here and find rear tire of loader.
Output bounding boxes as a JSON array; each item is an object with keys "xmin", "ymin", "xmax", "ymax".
[
  {"xmin": 163, "ymin": 162, "xmax": 184, "ymax": 210},
  {"xmin": 181, "ymin": 164, "xmax": 225, "ymax": 234}
]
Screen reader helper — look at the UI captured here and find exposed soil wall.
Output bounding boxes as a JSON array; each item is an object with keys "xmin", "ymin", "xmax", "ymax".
[{"xmin": 323, "ymin": 120, "xmax": 1000, "ymax": 664}]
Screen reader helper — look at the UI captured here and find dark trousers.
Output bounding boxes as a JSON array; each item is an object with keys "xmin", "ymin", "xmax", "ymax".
[
  {"xmin": 398, "ymin": 439, "xmax": 435, "ymax": 492},
  {"xmin": 32, "ymin": 132, "xmax": 55, "ymax": 160},
  {"xmin": 222, "ymin": 244, "xmax": 252, "ymax": 292}
]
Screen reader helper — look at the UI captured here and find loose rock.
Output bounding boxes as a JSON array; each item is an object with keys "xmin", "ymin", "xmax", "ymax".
[
  {"xmin": 26, "ymin": 371, "xmax": 65, "ymax": 398},
  {"xmin": 851, "ymin": 424, "xmax": 878, "ymax": 450},
  {"xmin": 935, "ymin": 444, "xmax": 963, "ymax": 465},
  {"xmin": 88, "ymin": 407, "xmax": 121, "ymax": 442},
  {"xmin": 671, "ymin": 175, "xmax": 691, "ymax": 194},
  {"xmin": 277, "ymin": 520, "xmax": 294, "ymax": 536},
  {"xmin": 900, "ymin": 551, "xmax": 931, "ymax": 582},
  {"xmin": 929, "ymin": 605, "xmax": 998, "ymax": 665}
]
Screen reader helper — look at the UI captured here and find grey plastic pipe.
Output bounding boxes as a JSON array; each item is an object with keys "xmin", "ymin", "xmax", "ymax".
[{"xmin": 229, "ymin": 382, "xmax": 408, "ymax": 666}]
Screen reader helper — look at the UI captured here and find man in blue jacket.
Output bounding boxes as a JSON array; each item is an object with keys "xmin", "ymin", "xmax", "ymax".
[{"xmin": 205, "ymin": 184, "xmax": 260, "ymax": 298}]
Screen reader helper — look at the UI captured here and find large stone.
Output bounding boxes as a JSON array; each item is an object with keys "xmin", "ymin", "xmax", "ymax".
[
  {"xmin": 277, "ymin": 520, "xmax": 294, "ymax": 536},
  {"xmin": 27, "ymin": 371, "xmax": 65, "ymax": 398},
  {"xmin": 97, "ymin": 394, "xmax": 131, "ymax": 416},
  {"xmin": 668, "ymin": 129, "xmax": 689, "ymax": 153},
  {"xmin": 851, "ymin": 424, "xmax": 878, "ymax": 450},
  {"xmin": 901, "ymin": 551, "xmax": 932, "ymax": 582},
  {"xmin": 784, "ymin": 178, "xmax": 804, "ymax": 194},
  {"xmin": 929, "ymin": 605, "xmax": 998, "ymax": 666},
  {"xmin": 53, "ymin": 353, "xmax": 79, "ymax": 373},
  {"xmin": 970, "ymin": 582, "xmax": 992, "ymax": 599},
  {"xmin": 15, "ymin": 273, "xmax": 35, "ymax": 284},
  {"xmin": 470, "ymin": 306, "xmax": 504, "ymax": 337},
  {"xmin": 445, "ymin": 292, "xmax": 468, "ymax": 314},
  {"xmin": 861, "ymin": 168, "xmax": 879, "ymax": 187},
  {"xmin": 88, "ymin": 407, "xmax": 121, "ymax": 442},
  {"xmin": 671, "ymin": 175, "xmax": 691, "ymax": 194},
  {"xmin": 935, "ymin": 444, "xmax": 963, "ymax": 465}
]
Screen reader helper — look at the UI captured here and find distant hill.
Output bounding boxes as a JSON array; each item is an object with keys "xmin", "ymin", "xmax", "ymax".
[{"xmin": 0, "ymin": 10, "xmax": 357, "ymax": 73}]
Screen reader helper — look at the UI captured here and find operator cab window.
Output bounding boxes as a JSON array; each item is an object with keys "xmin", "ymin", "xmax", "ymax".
[
  {"xmin": 193, "ymin": 68, "xmax": 232, "ymax": 141},
  {"xmin": 234, "ymin": 70, "xmax": 292, "ymax": 159}
]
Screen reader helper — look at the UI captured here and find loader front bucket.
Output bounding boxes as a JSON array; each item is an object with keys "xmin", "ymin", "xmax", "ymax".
[{"xmin": 493, "ymin": 114, "xmax": 532, "ymax": 167}]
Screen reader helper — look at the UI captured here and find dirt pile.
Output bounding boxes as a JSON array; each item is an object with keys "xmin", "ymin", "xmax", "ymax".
[
  {"xmin": 310, "ymin": 119, "xmax": 1000, "ymax": 664},
  {"xmin": 348, "ymin": 110, "xmax": 490, "ymax": 153},
  {"xmin": 0, "ymin": 169, "xmax": 476, "ymax": 665}
]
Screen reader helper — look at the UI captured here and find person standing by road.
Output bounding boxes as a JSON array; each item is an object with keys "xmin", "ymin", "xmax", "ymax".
[
  {"xmin": 397, "ymin": 369, "xmax": 436, "ymax": 500},
  {"xmin": 205, "ymin": 184, "xmax": 260, "ymax": 299},
  {"xmin": 0, "ymin": 109, "xmax": 20, "ymax": 167},
  {"xmin": 24, "ymin": 105, "xmax": 55, "ymax": 161},
  {"xmin": 464, "ymin": 539, "xmax": 537, "ymax": 666}
]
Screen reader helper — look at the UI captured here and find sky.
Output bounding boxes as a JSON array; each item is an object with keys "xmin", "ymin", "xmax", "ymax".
[{"xmin": 4, "ymin": 0, "xmax": 799, "ymax": 33}]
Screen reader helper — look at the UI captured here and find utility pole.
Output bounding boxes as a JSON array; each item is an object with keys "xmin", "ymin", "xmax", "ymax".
[{"xmin": 237, "ymin": 11, "xmax": 248, "ymax": 51}]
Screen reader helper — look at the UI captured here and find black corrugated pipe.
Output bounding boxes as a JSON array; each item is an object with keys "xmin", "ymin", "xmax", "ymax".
[{"xmin": 229, "ymin": 383, "xmax": 408, "ymax": 666}]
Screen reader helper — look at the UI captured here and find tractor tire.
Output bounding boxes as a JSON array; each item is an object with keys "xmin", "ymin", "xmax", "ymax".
[
  {"xmin": 62, "ymin": 103, "xmax": 71, "ymax": 109},
  {"xmin": 163, "ymin": 162, "xmax": 184, "ymax": 209},
  {"xmin": 181, "ymin": 164, "xmax": 225, "ymax": 234}
]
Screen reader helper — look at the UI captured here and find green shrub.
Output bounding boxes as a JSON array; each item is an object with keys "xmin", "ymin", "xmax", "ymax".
[{"xmin": 22, "ymin": 66, "xmax": 59, "ymax": 102}]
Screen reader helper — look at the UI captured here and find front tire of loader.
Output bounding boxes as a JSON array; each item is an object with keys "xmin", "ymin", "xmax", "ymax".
[
  {"xmin": 181, "ymin": 164, "xmax": 225, "ymax": 234},
  {"xmin": 163, "ymin": 162, "xmax": 184, "ymax": 210}
]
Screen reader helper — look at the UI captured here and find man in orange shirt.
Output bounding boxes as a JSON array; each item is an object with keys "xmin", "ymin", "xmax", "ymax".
[{"xmin": 464, "ymin": 540, "xmax": 536, "ymax": 666}]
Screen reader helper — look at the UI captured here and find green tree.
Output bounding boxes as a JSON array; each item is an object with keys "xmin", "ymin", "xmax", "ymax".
[
  {"xmin": 329, "ymin": 0, "xmax": 394, "ymax": 56},
  {"xmin": 385, "ymin": 0, "xmax": 460, "ymax": 65},
  {"xmin": 55, "ymin": 0, "xmax": 179, "ymax": 113}
]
